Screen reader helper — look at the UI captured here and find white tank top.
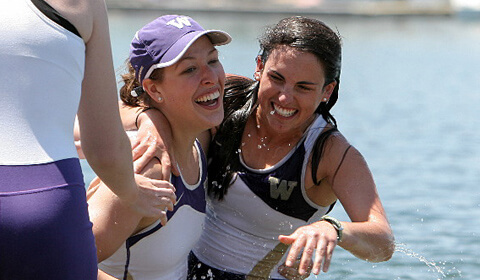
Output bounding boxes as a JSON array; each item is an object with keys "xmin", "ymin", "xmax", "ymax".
[
  {"xmin": 99, "ymin": 138, "xmax": 208, "ymax": 280},
  {"xmin": 0, "ymin": 0, "xmax": 85, "ymax": 165},
  {"xmin": 193, "ymin": 116, "xmax": 334, "ymax": 279}
]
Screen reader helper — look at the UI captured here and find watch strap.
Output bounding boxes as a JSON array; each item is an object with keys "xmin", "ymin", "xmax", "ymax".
[{"xmin": 322, "ymin": 215, "xmax": 343, "ymax": 242}]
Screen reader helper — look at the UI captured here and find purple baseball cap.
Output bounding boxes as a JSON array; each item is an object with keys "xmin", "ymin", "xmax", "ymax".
[{"xmin": 129, "ymin": 15, "xmax": 232, "ymax": 85}]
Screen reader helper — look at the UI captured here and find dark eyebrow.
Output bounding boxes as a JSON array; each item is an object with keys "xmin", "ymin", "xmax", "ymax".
[{"xmin": 270, "ymin": 70, "xmax": 319, "ymax": 86}]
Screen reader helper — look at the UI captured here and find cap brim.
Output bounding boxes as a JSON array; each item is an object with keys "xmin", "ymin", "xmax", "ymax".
[{"xmin": 143, "ymin": 30, "xmax": 232, "ymax": 80}]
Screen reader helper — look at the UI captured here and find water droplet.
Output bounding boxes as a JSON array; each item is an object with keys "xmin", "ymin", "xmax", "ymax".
[
  {"xmin": 395, "ymin": 243, "xmax": 448, "ymax": 278},
  {"xmin": 257, "ymin": 145, "xmax": 262, "ymax": 149},
  {"xmin": 270, "ymin": 110, "xmax": 275, "ymax": 115},
  {"xmin": 257, "ymin": 124, "xmax": 260, "ymax": 128},
  {"xmin": 247, "ymin": 134, "xmax": 251, "ymax": 137}
]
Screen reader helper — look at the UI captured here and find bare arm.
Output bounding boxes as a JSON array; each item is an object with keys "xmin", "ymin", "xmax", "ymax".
[
  {"xmin": 279, "ymin": 135, "xmax": 394, "ymax": 277},
  {"xmin": 88, "ymin": 159, "xmax": 176, "ymax": 262},
  {"xmin": 46, "ymin": 0, "xmax": 167, "ymax": 216},
  {"xmin": 330, "ymin": 146, "xmax": 395, "ymax": 261},
  {"xmin": 75, "ymin": 0, "xmax": 139, "ymax": 201}
]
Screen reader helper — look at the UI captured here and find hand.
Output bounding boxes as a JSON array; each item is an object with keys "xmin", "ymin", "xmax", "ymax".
[
  {"xmin": 128, "ymin": 174, "xmax": 176, "ymax": 224},
  {"xmin": 278, "ymin": 261, "xmax": 311, "ymax": 280},
  {"xmin": 278, "ymin": 221, "xmax": 338, "ymax": 276},
  {"xmin": 132, "ymin": 109, "xmax": 178, "ymax": 178}
]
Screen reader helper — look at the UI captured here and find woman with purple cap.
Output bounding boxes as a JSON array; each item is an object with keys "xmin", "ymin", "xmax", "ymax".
[
  {"xmin": 86, "ymin": 15, "xmax": 231, "ymax": 280},
  {"xmin": 133, "ymin": 16, "xmax": 394, "ymax": 280}
]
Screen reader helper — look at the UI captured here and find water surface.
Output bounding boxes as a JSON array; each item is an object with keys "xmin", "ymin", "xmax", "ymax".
[{"xmin": 82, "ymin": 10, "xmax": 480, "ymax": 279}]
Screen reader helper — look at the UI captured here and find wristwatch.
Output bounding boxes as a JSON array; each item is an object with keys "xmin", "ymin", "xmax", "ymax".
[{"xmin": 321, "ymin": 215, "xmax": 343, "ymax": 242}]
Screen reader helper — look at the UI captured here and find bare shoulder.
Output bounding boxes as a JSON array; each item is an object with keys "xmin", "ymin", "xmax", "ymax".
[
  {"xmin": 313, "ymin": 129, "xmax": 369, "ymax": 183},
  {"xmin": 44, "ymin": 0, "xmax": 107, "ymax": 42},
  {"xmin": 322, "ymin": 130, "xmax": 354, "ymax": 162}
]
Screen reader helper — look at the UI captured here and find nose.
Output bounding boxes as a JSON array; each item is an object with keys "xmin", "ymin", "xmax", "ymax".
[
  {"xmin": 278, "ymin": 86, "xmax": 294, "ymax": 104},
  {"xmin": 201, "ymin": 65, "xmax": 217, "ymax": 86}
]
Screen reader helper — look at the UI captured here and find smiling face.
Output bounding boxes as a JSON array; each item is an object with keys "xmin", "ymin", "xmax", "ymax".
[
  {"xmin": 255, "ymin": 45, "xmax": 336, "ymax": 135},
  {"xmin": 144, "ymin": 36, "xmax": 225, "ymax": 134}
]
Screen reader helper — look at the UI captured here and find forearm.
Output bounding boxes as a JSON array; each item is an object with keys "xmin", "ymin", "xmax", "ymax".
[
  {"xmin": 81, "ymin": 129, "xmax": 137, "ymax": 201},
  {"xmin": 338, "ymin": 218, "xmax": 395, "ymax": 262},
  {"xmin": 98, "ymin": 269, "xmax": 119, "ymax": 280}
]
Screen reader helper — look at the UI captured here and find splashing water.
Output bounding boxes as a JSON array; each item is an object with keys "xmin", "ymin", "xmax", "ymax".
[{"xmin": 394, "ymin": 243, "xmax": 449, "ymax": 279}]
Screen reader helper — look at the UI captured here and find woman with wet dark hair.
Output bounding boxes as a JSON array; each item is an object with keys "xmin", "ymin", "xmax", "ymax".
[{"xmin": 134, "ymin": 16, "xmax": 395, "ymax": 279}]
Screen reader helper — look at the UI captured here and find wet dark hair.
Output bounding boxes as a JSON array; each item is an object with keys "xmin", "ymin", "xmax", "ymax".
[
  {"xmin": 119, "ymin": 61, "xmax": 164, "ymax": 108},
  {"xmin": 208, "ymin": 16, "xmax": 343, "ymax": 199}
]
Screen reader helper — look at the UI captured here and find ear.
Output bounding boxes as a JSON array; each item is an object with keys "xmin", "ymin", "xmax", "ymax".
[
  {"xmin": 255, "ymin": 55, "xmax": 264, "ymax": 75},
  {"xmin": 142, "ymin": 79, "xmax": 164, "ymax": 103},
  {"xmin": 321, "ymin": 80, "xmax": 337, "ymax": 102}
]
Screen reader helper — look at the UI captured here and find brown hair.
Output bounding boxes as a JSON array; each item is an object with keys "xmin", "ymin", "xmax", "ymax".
[{"xmin": 119, "ymin": 62, "xmax": 164, "ymax": 108}]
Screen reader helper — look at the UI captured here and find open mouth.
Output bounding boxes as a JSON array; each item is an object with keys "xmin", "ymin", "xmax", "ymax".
[
  {"xmin": 272, "ymin": 103, "xmax": 297, "ymax": 117},
  {"xmin": 195, "ymin": 91, "xmax": 220, "ymax": 107}
]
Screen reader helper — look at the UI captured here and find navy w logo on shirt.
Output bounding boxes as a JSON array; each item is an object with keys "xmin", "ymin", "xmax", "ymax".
[{"xmin": 269, "ymin": 177, "xmax": 297, "ymax": 200}]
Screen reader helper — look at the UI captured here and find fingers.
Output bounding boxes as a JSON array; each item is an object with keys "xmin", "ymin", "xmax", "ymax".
[
  {"xmin": 284, "ymin": 235, "xmax": 305, "ymax": 268},
  {"xmin": 154, "ymin": 189, "xmax": 176, "ymax": 211},
  {"xmin": 134, "ymin": 175, "xmax": 177, "ymax": 218},
  {"xmin": 298, "ymin": 238, "xmax": 316, "ymax": 275},
  {"xmin": 321, "ymin": 239, "xmax": 336, "ymax": 273},
  {"xmin": 130, "ymin": 136, "xmax": 143, "ymax": 161},
  {"xmin": 159, "ymin": 210, "xmax": 168, "ymax": 226},
  {"xmin": 132, "ymin": 136, "xmax": 155, "ymax": 173},
  {"xmin": 278, "ymin": 264, "xmax": 309, "ymax": 280},
  {"xmin": 279, "ymin": 234, "xmax": 296, "ymax": 245},
  {"xmin": 158, "ymin": 153, "xmax": 176, "ymax": 179},
  {"xmin": 280, "ymin": 222, "xmax": 338, "ymax": 276},
  {"xmin": 150, "ymin": 179, "xmax": 176, "ymax": 200}
]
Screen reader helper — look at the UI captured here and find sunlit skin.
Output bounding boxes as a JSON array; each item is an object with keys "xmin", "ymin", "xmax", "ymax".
[
  {"xmin": 242, "ymin": 46, "xmax": 336, "ymax": 169},
  {"xmin": 87, "ymin": 35, "xmax": 227, "ymax": 274},
  {"xmin": 146, "ymin": 36, "xmax": 225, "ymax": 139},
  {"xmin": 255, "ymin": 46, "xmax": 333, "ymax": 137},
  {"xmin": 240, "ymin": 45, "xmax": 393, "ymax": 277},
  {"xmin": 142, "ymin": 36, "xmax": 225, "ymax": 183},
  {"xmin": 129, "ymin": 44, "xmax": 394, "ymax": 279}
]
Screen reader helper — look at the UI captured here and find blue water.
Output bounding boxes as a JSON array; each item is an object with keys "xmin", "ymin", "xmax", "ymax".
[{"xmin": 81, "ymin": 10, "xmax": 480, "ymax": 279}]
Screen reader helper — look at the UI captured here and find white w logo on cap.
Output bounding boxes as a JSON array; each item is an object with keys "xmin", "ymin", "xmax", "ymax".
[{"xmin": 166, "ymin": 16, "xmax": 192, "ymax": 29}]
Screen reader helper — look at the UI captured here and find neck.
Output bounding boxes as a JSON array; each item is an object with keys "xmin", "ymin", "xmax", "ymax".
[
  {"xmin": 170, "ymin": 120, "xmax": 208, "ymax": 174},
  {"xmin": 251, "ymin": 113, "xmax": 305, "ymax": 148}
]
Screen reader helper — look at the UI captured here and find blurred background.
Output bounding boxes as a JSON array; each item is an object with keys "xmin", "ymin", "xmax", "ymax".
[{"xmin": 82, "ymin": 1, "xmax": 480, "ymax": 279}]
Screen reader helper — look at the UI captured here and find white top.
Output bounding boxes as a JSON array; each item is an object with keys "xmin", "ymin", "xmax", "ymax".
[
  {"xmin": 99, "ymin": 139, "xmax": 208, "ymax": 280},
  {"xmin": 0, "ymin": 0, "xmax": 85, "ymax": 165},
  {"xmin": 193, "ymin": 116, "xmax": 333, "ymax": 279}
]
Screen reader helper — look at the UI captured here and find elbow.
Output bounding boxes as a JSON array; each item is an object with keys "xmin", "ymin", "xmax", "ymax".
[{"xmin": 368, "ymin": 232, "xmax": 396, "ymax": 263}]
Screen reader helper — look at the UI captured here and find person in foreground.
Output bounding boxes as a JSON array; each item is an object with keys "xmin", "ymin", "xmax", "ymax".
[
  {"xmin": 0, "ymin": 0, "xmax": 170, "ymax": 279},
  {"xmin": 86, "ymin": 15, "xmax": 231, "ymax": 280},
  {"xmin": 134, "ymin": 16, "xmax": 395, "ymax": 279}
]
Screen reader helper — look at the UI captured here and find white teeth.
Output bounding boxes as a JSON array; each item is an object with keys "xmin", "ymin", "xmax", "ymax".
[
  {"xmin": 273, "ymin": 103, "xmax": 296, "ymax": 117},
  {"xmin": 195, "ymin": 91, "xmax": 220, "ymax": 103}
]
